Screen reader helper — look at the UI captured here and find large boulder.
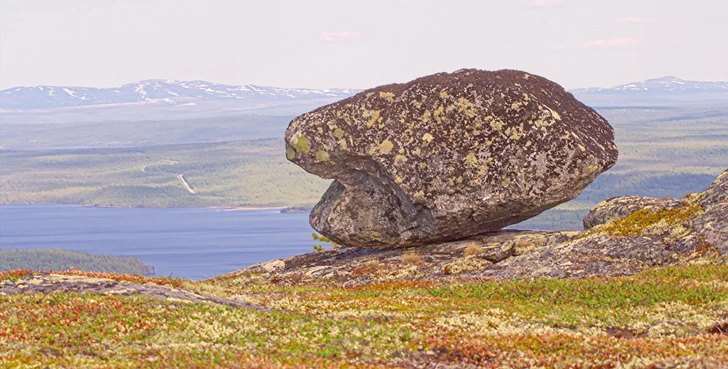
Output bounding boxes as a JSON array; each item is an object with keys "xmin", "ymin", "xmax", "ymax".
[{"xmin": 285, "ymin": 69, "xmax": 618, "ymax": 247}]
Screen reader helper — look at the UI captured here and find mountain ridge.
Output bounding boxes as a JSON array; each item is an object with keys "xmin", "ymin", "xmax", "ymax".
[
  {"xmin": 0, "ymin": 79, "xmax": 359, "ymax": 111},
  {"xmin": 570, "ymin": 76, "xmax": 728, "ymax": 94},
  {"xmin": 2, "ymin": 76, "xmax": 727, "ymax": 122}
]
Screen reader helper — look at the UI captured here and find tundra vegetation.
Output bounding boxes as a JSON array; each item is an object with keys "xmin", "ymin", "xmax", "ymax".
[{"xmin": 1, "ymin": 265, "xmax": 727, "ymax": 367}]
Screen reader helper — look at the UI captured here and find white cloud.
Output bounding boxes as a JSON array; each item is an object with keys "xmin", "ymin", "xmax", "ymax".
[
  {"xmin": 583, "ymin": 37, "xmax": 639, "ymax": 48},
  {"xmin": 320, "ymin": 32, "xmax": 361, "ymax": 42},
  {"xmin": 615, "ymin": 17, "xmax": 654, "ymax": 24},
  {"xmin": 551, "ymin": 44, "xmax": 566, "ymax": 51},
  {"xmin": 527, "ymin": 0, "xmax": 566, "ymax": 8}
]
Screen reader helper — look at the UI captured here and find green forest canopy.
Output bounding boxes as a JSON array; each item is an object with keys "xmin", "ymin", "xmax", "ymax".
[{"xmin": 0, "ymin": 249, "xmax": 154, "ymax": 276}]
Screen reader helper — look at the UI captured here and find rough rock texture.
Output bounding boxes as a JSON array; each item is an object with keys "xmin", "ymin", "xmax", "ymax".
[
  {"xmin": 222, "ymin": 169, "xmax": 727, "ymax": 286},
  {"xmin": 285, "ymin": 69, "xmax": 618, "ymax": 248},
  {"xmin": 583, "ymin": 196, "xmax": 684, "ymax": 230},
  {"xmin": 0, "ymin": 273, "xmax": 265, "ymax": 310},
  {"xmin": 688, "ymin": 170, "xmax": 728, "ymax": 254}
]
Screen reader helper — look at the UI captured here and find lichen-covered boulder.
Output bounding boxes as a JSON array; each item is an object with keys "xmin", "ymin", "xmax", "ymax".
[
  {"xmin": 583, "ymin": 196, "xmax": 685, "ymax": 230},
  {"xmin": 285, "ymin": 69, "xmax": 618, "ymax": 247}
]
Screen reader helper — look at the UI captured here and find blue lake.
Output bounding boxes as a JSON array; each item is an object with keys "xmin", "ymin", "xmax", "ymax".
[{"xmin": 0, "ymin": 205, "xmax": 315, "ymax": 280}]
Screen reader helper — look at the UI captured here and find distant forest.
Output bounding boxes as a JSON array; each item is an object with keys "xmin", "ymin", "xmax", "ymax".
[{"xmin": 0, "ymin": 249, "xmax": 154, "ymax": 276}]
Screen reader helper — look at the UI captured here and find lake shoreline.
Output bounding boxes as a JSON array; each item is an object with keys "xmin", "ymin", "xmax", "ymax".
[{"xmin": 0, "ymin": 205, "xmax": 316, "ymax": 280}]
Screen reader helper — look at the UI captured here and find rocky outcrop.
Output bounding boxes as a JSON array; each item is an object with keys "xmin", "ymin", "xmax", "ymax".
[
  {"xmin": 285, "ymin": 69, "xmax": 618, "ymax": 248},
  {"xmin": 583, "ymin": 196, "xmax": 684, "ymax": 230},
  {"xmin": 222, "ymin": 169, "xmax": 727, "ymax": 286},
  {"xmin": 0, "ymin": 272, "xmax": 266, "ymax": 310}
]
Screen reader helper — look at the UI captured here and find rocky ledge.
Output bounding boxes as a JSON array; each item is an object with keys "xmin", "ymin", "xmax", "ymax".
[
  {"xmin": 221, "ymin": 169, "xmax": 728, "ymax": 286},
  {"xmin": 0, "ymin": 272, "xmax": 265, "ymax": 310}
]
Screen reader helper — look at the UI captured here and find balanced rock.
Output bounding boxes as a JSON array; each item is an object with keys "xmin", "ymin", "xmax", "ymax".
[{"xmin": 285, "ymin": 69, "xmax": 618, "ymax": 247}]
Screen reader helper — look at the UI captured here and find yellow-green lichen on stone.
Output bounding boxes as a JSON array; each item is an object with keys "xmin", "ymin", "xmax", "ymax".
[
  {"xmin": 315, "ymin": 150, "xmax": 330, "ymax": 162},
  {"xmin": 285, "ymin": 146, "xmax": 296, "ymax": 160},
  {"xmin": 378, "ymin": 140, "xmax": 394, "ymax": 154}
]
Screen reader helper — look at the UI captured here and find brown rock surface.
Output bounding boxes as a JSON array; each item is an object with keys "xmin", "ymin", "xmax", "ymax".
[{"xmin": 285, "ymin": 69, "xmax": 618, "ymax": 248}]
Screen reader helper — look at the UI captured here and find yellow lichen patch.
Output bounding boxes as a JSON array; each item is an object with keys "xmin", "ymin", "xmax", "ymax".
[
  {"xmin": 511, "ymin": 101, "xmax": 523, "ymax": 110},
  {"xmin": 439, "ymin": 90, "xmax": 450, "ymax": 99},
  {"xmin": 379, "ymin": 91, "xmax": 395, "ymax": 102},
  {"xmin": 505, "ymin": 126, "xmax": 523, "ymax": 140},
  {"xmin": 378, "ymin": 140, "xmax": 394, "ymax": 154},
  {"xmin": 290, "ymin": 133, "xmax": 310, "ymax": 153},
  {"xmin": 455, "ymin": 97, "xmax": 476, "ymax": 118},
  {"xmin": 333, "ymin": 128, "xmax": 345, "ymax": 139},
  {"xmin": 338, "ymin": 139, "xmax": 348, "ymax": 150},
  {"xmin": 285, "ymin": 146, "xmax": 296, "ymax": 160},
  {"xmin": 394, "ymin": 155, "xmax": 408, "ymax": 165},
  {"xmin": 422, "ymin": 133, "xmax": 434, "ymax": 144},
  {"xmin": 490, "ymin": 119, "xmax": 504, "ymax": 132},
  {"xmin": 547, "ymin": 105, "xmax": 562, "ymax": 120},
  {"xmin": 422, "ymin": 110, "xmax": 431, "ymax": 123},
  {"xmin": 315, "ymin": 150, "xmax": 330, "ymax": 162},
  {"xmin": 464, "ymin": 152, "xmax": 479, "ymax": 168},
  {"xmin": 502, "ymin": 178, "xmax": 510, "ymax": 187},
  {"xmin": 395, "ymin": 177, "xmax": 404, "ymax": 184},
  {"xmin": 364, "ymin": 109, "xmax": 381, "ymax": 128},
  {"xmin": 433, "ymin": 105, "xmax": 445, "ymax": 117},
  {"xmin": 419, "ymin": 162, "xmax": 427, "ymax": 169}
]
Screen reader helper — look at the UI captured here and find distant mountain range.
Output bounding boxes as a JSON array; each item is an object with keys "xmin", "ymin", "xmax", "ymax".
[
  {"xmin": 0, "ymin": 76, "xmax": 726, "ymax": 123},
  {"xmin": 0, "ymin": 79, "xmax": 358, "ymax": 111},
  {"xmin": 569, "ymin": 76, "xmax": 728, "ymax": 107},
  {"xmin": 570, "ymin": 76, "xmax": 728, "ymax": 93}
]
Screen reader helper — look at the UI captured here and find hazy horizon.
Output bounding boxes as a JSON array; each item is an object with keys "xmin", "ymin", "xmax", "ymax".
[{"xmin": 2, "ymin": 0, "xmax": 727, "ymax": 91}]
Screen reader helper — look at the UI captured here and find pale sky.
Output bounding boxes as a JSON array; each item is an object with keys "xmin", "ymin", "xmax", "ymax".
[{"xmin": 1, "ymin": 0, "xmax": 726, "ymax": 90}]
